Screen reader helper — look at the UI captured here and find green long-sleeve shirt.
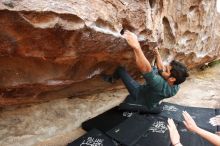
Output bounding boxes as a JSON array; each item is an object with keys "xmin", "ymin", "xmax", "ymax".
[{"xmin": 140, "ymin": 68, "xmax": 179, "ymax": 109}]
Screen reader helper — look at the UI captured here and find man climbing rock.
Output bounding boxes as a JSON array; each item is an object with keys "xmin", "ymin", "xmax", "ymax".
[{"xmin": 104, "ymin": 30, "xmax": 189, "ymax": 113}]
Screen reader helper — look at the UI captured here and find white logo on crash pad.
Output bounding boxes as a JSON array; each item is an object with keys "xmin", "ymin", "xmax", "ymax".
[
  {"xmin": 162, "ymin": 105, "xmax": 178, "ymax": 112},
  {"xmin": 80, "ymin": 137, "xmax": 104, "ymax": 146},
  {"xmin": 149, "ymin": 121, "xmax": 168, "ymax": 133}
]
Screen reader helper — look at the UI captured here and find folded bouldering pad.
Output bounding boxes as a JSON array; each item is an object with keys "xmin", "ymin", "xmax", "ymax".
[
  {"xmin": 106, "ymin": 114, "xmax": 171, "ymax": 146},
  {"xmin": 158, "ymin": 102, "xmax": 217, "ymax": 132},
  {"xmin": 177, "ymin": 123, "xmax": 213, "ymax": 146},
  {"xmin": 82, "ymin": 106, "xmax": 134, "ymax": 132},
  {"xmin": 158, "ymin": 102, "xmax": 185, "ymax": 123},
  {"xmin": 106, "ymin": 114, "xmax": 149, "ymax": 146},
  {"xmin": 184, "ymin": 105, "xmax": 216, "ymax": 132},
  {"xmin": 134, "ymin": 116, "xmax": 171, "ymax": 146},
  {"xmin": 215, "ymin": 109, "xmax": 220, "ymax": 131}
]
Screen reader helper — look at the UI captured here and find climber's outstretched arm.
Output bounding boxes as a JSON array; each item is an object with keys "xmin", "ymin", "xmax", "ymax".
[
  {"xmin": 123, "ymin": 30, "xmax": 152, "ymax": 73},
  {"xmin": 153, "ymin": 47, "xmax": 165, "ymax": 70}
]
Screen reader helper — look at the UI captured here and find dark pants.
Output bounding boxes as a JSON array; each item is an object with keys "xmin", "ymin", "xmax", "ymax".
[{"xmin": 116, "ymin": 67, "xmax": 141, "ymax": 99}]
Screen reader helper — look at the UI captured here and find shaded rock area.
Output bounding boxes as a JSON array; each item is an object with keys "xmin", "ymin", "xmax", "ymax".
[
  {"xmin": 0, "ymin": 61, "xmax": 220, "ymax": 146},
  {"xmin": 0, "ymin": 0, "xmax": 220, "ymax": 105}
]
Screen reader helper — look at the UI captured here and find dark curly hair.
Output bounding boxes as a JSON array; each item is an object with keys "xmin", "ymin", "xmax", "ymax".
[{"xmin": 170, "ymin": 60, "xmax": 189, "ymax": 85}]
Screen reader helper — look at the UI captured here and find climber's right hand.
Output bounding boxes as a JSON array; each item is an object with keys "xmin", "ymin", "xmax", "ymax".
[{"xmin": 123, "ymin": 30, "xmax": 141, "ymax": 50}]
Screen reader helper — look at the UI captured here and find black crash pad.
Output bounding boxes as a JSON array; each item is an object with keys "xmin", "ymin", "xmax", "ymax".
[
  {"xmin": 158, "ymin": 102, "xmax": 185, "ymax": 123},
  {"xmin": 215, "ymin": 109, "xmax": 220, "ymax": 131},
  {"xmin": 67, "ymin": 129, "xmax": 116, "ymax": 146},
  {"xmin": 158, "ymin": 102, "xmax": 216, "ymax": 132},
  {"xmin": 82, "ymin": 103, "xmax": 217, "ymax": 134},
  {"xmin": 106, "ymin": 115, "xmax": 171, "ymax": 146},
  {"xmin": 177, "ymin": 123, "xmax": 213, "ymax": 146},
  {"xmin": 82, "ymin": 106, "xmax": 134, "ymax": 132},
  {"xmin": 134, "ymin": 116, "xmax": 171, "ymax": 146},
  {"xmin": 81, "ymin": 103, "xmax": 218, "ymax": 146},
  {"xmin": 184, "ymin": 106, "xmax": 216, "ymax": 132},
  {"xmin": 106, "ymin": 114, "xmax": 150, "ymax": 146}
]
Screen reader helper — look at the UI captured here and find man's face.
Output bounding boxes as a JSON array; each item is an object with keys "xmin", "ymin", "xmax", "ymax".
[
  {"xmin": 161, "ymin": 65, "xmax": 172, "ymax": 80},
  {"xmin": 161, "ymin": 65, "xmax": 177, "ymax": 85}
]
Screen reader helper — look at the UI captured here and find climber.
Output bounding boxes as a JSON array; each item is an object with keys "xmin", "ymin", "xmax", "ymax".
[{"xmin": 103, "ymin": 30, "xmax": 189, "ymax": 113}]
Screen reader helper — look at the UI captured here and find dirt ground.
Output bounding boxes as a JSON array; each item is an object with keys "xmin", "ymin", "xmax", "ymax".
[{"xmin": 0, "ymin": 63, "xmax": 220, "ymax": 146}]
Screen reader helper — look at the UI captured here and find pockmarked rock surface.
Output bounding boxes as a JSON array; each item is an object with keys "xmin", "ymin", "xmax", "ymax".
[
  {"xmin": 0, "ymin": 62, "xmax": 220, "ymax": 146},
  {"xmin": 0, "ymin": 0, "xmax": 220, "ymax": 105}
]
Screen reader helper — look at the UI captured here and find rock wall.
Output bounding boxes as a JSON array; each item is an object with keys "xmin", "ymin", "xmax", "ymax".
[{"xmin": 0, "ymin": 0, "xmax": 220, "ymax": 106}]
